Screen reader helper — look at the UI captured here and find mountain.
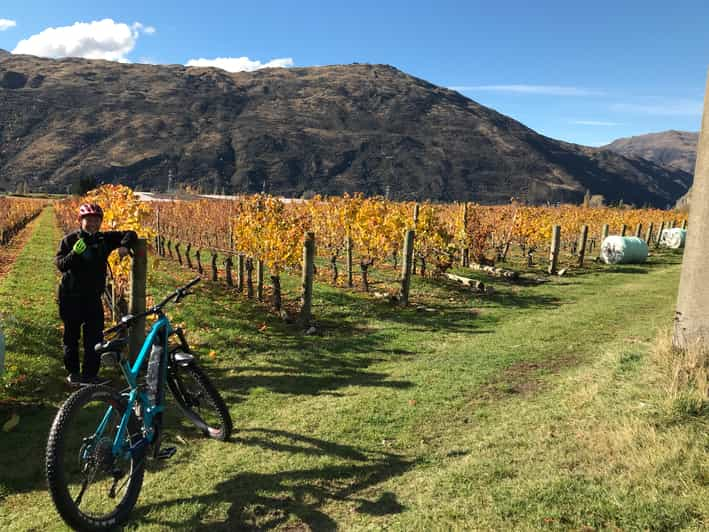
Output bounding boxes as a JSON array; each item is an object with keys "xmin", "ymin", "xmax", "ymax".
[
  {"xmin": 603, "ymin": 130, "xmax": 698, "ymax": 175},
  {"xmin": 0, "ymin": 52, "xmax": 692, "ymax": 206}
]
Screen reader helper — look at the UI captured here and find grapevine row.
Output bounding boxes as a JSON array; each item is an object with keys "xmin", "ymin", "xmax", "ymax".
[{"xmin": 0, "ymin": 197, "xmax": 48, "ymax": 246}]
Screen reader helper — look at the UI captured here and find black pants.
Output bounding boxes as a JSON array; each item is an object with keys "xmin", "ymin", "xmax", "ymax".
[{"xmin": 59, "ymin": 293, "xmax": 104, "ymax": 378}]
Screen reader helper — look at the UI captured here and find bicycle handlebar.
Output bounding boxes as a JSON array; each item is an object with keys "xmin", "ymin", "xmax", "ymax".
[{"xmin": 103, "ymin": 277, "xmax": 201, "ymax": 336}]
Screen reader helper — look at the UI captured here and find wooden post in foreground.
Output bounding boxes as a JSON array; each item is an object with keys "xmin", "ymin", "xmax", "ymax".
[
  {"xmin": 577, "ymin": 225, "xmax": 589, "ymax": 267},
  {"xmin": 634, "ymin": 223, "xmax": 642, "ymax": 238},
  {"xmin": 129, "ymin": 239, "xmax": 147, "ymax": 361},
  {"xmin": 300, "ymin": 232, "xmax": 315, "ymax": 325},
  {"xmin": 412, "ymin": 204, "xmax": 420, "ymax": 274},
  {"xmin": 548, "ymin": 225, "xmax": 560, "ymax": 275},
  {"xmin": 400, "ymin": 230, "xmax": 415, "ymax": 305}
]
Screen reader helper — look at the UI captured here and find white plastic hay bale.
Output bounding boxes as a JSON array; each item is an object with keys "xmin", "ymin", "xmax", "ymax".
[
  {"xmin": 659, "ymin": 228, "xmax": 687, "ymax": 249},
  {"xmin": 600, "ymin": 236, "xmax": 649, "ymax": 265}
]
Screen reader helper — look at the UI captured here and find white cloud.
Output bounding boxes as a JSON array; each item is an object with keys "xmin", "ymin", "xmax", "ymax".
[
  {"xmin": 610, "ymin": 100, "xmax": 703, "ymax": 117},
  {"xmin": 450, "ymin": 84, "xmax": 605, "ymax": 97},
  {"xmin": 0, "ymin": 18, "xmax": 16, "ymax": 31},
  {"xmin": 12, "ymin": 19, "xmax": 155, "ymax": 62},
  {"xmin": 133, "ymin": 22, "xmax": 156, "ymax": 35},
  {"xmin": 572, "ymin": 120, "xmax": 623, "ymax": 126},
  {"xmin": 186, "ymin": 56, "xmax": 294, "ymax": 72}
]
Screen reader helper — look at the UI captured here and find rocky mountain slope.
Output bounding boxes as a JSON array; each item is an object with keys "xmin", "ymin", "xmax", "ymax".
[
  {"xmin": 0, "ymin": 51, "xmax": 692, "ymax": 206},
  {"xmin": 604, "ymin": 130, "xmax": 698, "ymax": 175}
]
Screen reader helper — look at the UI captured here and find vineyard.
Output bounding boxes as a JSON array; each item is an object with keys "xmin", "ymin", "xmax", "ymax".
[
  {"xmin": 0, "ymin": 197, "xmax": 48, "ymax": 246},
  {"xmin": 1, "ymin": 187, "xmax": 706, "ymax": 531},
  {"xmin": 51, "ymin": 186, "xmax": 687, "ymax": 321}
]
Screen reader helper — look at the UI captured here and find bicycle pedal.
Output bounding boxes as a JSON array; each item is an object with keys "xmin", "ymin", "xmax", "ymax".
[{"xmin": 156, "ymin": 446, "xmax": 177, "ymax": 460}]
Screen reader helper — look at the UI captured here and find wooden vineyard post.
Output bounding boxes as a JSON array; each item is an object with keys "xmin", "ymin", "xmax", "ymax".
[
  {"xmin": 577, "ymin": 224, "xmax": 589, "ymax": 267},
  {"xmin": 166, "ymin": 239, "xmax": 172, "ymax": 258},
  {"xmin": 461, "ymin": 202, "xmax": 469, "ymax": 267},
  {"xmin": 412, "ymin": 203, "xmax": 420, "ymax": 274},
  {"xmin": 109, "ymin": 281, "xmax": 118, "ymax": 323},
  {"xmin": 601, "ymin": 224, "xmax": 609, "ymax": 242},
  {"xmin": 129, "ymin": 239, "xmax": 147, "ymax": 362},
  {"xmin": 300, "ymin": 232, "xmax": 315, "ymax": 326},
  {"xmin": 245, "ymin": 258, "xmax": 254, "ymax": 299},
  {"xmin": 634, "ymin": 223, "xmax": 642, "ymax": 238},
  {"xmin": 400, "ymin": 229, "xmax": 415, "ymax": 305},
  {"xmin": 175, "ymin": 242, "xmax": 182, "ymax": 265},
  {"xmin": 620, "ymin": 224, "xmax": 627, "ymax": 237},
  {"xmin": 346, "ymin": 236, "xmax": 353, "ymax": 288},
  {"xmin": 155, "ymin": 208, "xmax": 161, "ymax": 256},
  {"xmin": 185, "ymin": 243, "xmax": 193, "ymax": 269},
  {"xmin": 645, "ymin": 222, "xmax": 654, "ymax": 244},
  {"xmin": 0, "ymin": 323, "xmax": 4, "ymax": 377},
  {"xmin": 195, "ymin": 249, "xmax": 204, "ymax": 275},
  {"xmin": 548, "ymin": 225, "xmax": 560, "ymax": 275},
  {"xmin": 237, "ymin": 254, "xmax": 245, "ymax": 293},
  {"xmin": 225, "ymin": 255, "xmax": 233, "ymax": 287},
  {"xmin": 669, "ymin": 219, "xmax": 675, "ymax": 229},
  {"xmin": 271, "ymin": 275, "xmax": 282, "ymax": 311},
  {"xmin": 656, "ymin": 221, "xmax": 665, "ymax": 247},
  {"xmin": 682, "ymin": 219, "xmax": 688, "ymax": 230},
  {"xmin": 210, "ymin": 251, "xmax": 218, "ymax": 281},
  {"xmin": 256, "ymin": 259, "xmax": 264, "ymax": 301}
]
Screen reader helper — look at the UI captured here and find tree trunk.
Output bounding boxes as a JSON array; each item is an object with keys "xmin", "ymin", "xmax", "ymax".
[{"xmin": 674, "ymin": 72, "xmax": 709, "ymax": 348}]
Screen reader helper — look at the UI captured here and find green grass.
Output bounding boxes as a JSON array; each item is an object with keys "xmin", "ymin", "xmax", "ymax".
[{"xmin": 0, "ymin": 209, "xmax": 707, "ymax": 531}]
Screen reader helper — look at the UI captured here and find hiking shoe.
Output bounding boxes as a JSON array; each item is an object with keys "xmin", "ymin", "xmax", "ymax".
[{"xmin": 66, "ymin": 373, "xmax": 82, "ymax": 386}]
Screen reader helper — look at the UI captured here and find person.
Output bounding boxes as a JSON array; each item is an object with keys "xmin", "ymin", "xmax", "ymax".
[{"xmin": 55, "ymin": 203, "xmax": 137, "ymax": 385}]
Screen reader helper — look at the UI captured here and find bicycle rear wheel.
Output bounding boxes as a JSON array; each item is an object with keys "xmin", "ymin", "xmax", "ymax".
[
  {"xmin": 46, "ymin": 385, "xmax": 145, "ymax": 531},
  {"xmin": 167, "ymin": 361, "xmax": 232, "ymax": 441}
]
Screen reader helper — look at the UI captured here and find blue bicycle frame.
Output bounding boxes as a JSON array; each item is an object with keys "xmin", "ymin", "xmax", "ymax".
[{"xmin": 91, "ymin": 313, "xmax": 174, "ymax": 460}]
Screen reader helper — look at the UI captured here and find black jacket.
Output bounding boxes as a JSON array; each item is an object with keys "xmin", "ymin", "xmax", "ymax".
[{"xmin": 55, "ymin": 229, "xmax": 138, "ymax": 297}]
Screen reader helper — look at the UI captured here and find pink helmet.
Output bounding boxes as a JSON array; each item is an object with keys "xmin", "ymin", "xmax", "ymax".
[{"xmin": 78, "ymin": 203, "xmax": 104, "ymax": 219}]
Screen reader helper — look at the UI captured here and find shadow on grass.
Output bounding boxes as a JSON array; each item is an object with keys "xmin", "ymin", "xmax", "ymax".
[
  {"xmin": 0, "ymin": 404, "xmax": 57, "ymax": 497},
  {"xmin": 134, "ymin": 428, "xmax": 414, "ymax": 530}
]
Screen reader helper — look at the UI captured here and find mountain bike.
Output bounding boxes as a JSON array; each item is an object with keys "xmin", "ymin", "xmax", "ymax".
[{"xmin": 46, "ymin": 277, "xmax": 232, "ymax": 531}]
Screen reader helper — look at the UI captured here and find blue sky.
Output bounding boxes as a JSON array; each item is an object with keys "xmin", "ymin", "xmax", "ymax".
[{"xmin": 1, "ymin": 0, "xmax": 706, "ymax": 147}]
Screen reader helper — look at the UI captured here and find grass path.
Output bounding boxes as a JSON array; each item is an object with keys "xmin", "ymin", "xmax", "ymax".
[{"xmin": 1, "ymin": 209, "xmax": 706, "ymax": 530}]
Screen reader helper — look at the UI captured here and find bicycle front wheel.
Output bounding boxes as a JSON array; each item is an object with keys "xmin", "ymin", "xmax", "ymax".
[
  {"xmin": 46, "ymin": 385, "xmax": 145, "ymax": 531},
  {"xmin": 167, "ymin": 362, "xmax": 232, "ymax": 441}
]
